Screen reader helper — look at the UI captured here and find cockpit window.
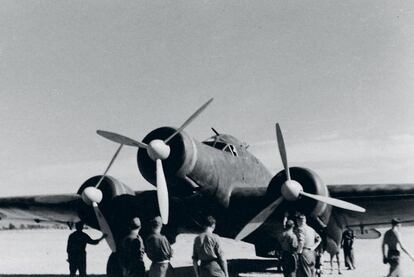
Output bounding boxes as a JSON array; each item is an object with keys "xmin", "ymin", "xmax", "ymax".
[
  {"xmin": 203, "ymin": 139, "xmax": 238, "ymax": 157},
  {"xmin": 223, "ymin": 144, "xmax": 238, "ymax": 156}
]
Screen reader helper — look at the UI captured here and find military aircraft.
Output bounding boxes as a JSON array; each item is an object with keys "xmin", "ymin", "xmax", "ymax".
[{"xmin": 1, "ymin": 98, "xmax": 414, "ymax": 276}]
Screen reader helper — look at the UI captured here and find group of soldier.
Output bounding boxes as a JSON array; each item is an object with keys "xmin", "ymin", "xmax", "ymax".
[
  {"xmin": 279, "ymin": 214, "xmax": 322, "ymax": 277},
  {"xmin": 66, "ymin": 213, "xmax": 414, "ymax": 277},
  {"xmin": 280, "ymin": 215, "xmax": 414, "ymax": 277},
  {"xmin": 67, "ymin": 216, "xmax": 172, "ymax": 277},
  {"xmin": 115, "ymin": 216, "xmax": 173, "ymax": 277},
  {"xmin": 66, "ymin": 215, "xmax": 228, "ymax": 277}
]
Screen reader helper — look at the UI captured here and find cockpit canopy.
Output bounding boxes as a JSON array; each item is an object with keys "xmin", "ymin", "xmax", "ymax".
[{"xmin": 202, "ymin": 134, "xmax": 246, "ymax": 157}]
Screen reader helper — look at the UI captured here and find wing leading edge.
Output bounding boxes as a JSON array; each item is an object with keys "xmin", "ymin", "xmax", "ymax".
[
  {"xmin": 0, "ymin": 194, "xmax": 81, "ymax": 224},
  {"xmin": 328, "ymin": 183, "xmax": 414, "ymax": 229}
]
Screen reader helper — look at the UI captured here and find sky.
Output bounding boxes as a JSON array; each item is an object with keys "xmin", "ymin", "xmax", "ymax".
[{"xmin": 1, "ymin": 1, "xmax": 414, "ymax": 196}]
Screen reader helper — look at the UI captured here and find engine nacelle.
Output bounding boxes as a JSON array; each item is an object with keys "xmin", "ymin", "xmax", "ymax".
[
  {"xmin": 267, "ymin": 167, "xmax": 332, "ymax": 226},
  {"xmin": 137, "ymin": 127, "xmax": 198, "ymax": 197},
  {"xmin": 77, "ymin": 175, "xmax": 135, "ymax": 230}
]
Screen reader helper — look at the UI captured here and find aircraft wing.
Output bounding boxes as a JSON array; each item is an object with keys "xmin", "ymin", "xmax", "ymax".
[
  {"xmin": 328, "ymin": 183, "xmax": 414, "ymax": 229},
  {"xmin": 229, "ymin": 183, "xmax": 414, "ymax": 240},
  {"xmin": 0, "ymin": 194, "xmax": 81, "ymax": 225},
  {"xmin": 0, "ymin": 183, "xmax": 412, "ymax": 233}
]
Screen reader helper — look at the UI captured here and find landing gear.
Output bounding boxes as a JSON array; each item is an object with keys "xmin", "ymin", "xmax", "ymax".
[{"xmin": 107, "ymin": 252, "xmax": 123, "ymax": 277}]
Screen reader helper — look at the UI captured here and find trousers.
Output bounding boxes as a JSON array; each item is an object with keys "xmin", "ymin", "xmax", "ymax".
[
  {"xmin": 68, "ymin": 253, "xmax": 86, "ymax": 277},
  {"xmin": 148, "ymin": 262, "xmax": 174, "ymax": 277}
]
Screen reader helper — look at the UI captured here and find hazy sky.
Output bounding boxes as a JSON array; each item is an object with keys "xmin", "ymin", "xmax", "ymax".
[{"xmin": 1, "ymin": 1, "xmax": 414, "ymax": 196}]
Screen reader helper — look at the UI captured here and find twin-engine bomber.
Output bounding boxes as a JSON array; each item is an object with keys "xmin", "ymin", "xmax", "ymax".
[{"xmin": 1, "ymin": 98, "xmax": 414, "ymax": 276}]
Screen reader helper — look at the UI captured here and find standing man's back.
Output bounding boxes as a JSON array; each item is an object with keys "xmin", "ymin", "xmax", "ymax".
[
  {"xmin": 145, "ymin": 216, "xmax": 174, "ymax": 277},
  {"xmin": 67, "ymin": 222, "xmax": 105, "ymax": 277},
  {"xmin": 192, "ymin": 216, "xmax": 228, "ymax": 277},
  {"xmin": 118, "ymin": 217, "xmax": 146, "ymax": 277}
]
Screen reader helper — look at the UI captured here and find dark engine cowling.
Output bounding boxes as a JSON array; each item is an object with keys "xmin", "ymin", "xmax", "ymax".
[
  {"xmin": 77, "ymin": 175, "xmax": 135, "ymax": 232},
  {"xmin": 267, "ymin": 167, "xmax": 332, "ymax": 226},
  {"xmin": 77, "ymin": 175, "xmax": 184, "ymax": 245},
  {"xmin": 253, "ymin": 167, "xmax": 332, "ymax": 257},
  {"xmin": 137, "ymin": 127, "xmax": 198, "ymax": 197}
]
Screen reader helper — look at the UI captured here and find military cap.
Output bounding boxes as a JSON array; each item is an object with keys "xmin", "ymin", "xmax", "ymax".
[
  {"xmin": 129, "ymin": 217, "xmax": 141, "ymax": 229},
  {"xmin": 150, "ymin": 216, "xmax": 163, "ymax": 229},
  {"xmin": 391, "ymin": 218, "xmax": 401, "ymax": 226}
]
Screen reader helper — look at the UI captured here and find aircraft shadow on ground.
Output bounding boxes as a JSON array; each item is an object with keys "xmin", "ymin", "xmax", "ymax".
[
  {"xmin": 173, "ymin": 259, "xmax": 280, "ymax": 277},
  {"xmin": 0, "ymin": 258, "xmax": 280, "ymax": 277}
]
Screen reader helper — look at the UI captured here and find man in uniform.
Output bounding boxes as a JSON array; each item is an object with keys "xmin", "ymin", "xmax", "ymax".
[
  {"xmin": 294, "ymin": 214, "xmax": 321, "ymax": 277},
  {"xmin": 382, "ymin": 218, "xmax": 414, "ymax": 277},
  {"xmin": 341, "ymin": 227, "xmax": 355, "ymax": 270},
  {"xmin": 280, "ymin": 219, "xmax": 298, "ymax": 277},
  {"xmin": 67, "ymin": 222, "xmax": 106, "ymax": 277},
  {"xmin": 192, "ymin": 216, "xmax": 229, "ymax": 277},
  {"xmin": 118, "ymin": 217, "xmax": 146, "ymax": 277},
  {"xmin": 145, "ymin": 216, "xmax": 174, "ymax": 277}
]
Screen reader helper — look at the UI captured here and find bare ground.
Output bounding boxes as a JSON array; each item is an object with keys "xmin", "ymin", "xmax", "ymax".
[{"xmin": 1, "ymin": 227, "xmax": 414, "ymax": 276}]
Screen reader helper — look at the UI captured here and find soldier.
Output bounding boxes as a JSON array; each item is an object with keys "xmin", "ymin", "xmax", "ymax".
[
  {"xmin": 294, "ymin": 214, "xmax": 321, "ymax": 277},
  {"xmin": 192, "ymin": 216, "xmax": 229, "ymax": 277},
  {"xmin": 280, "ymin": 219, "xmax": 298, "ymax": 277},
  {"xmin": 67, "ymin": 222, "xmax": 106, "ymax": 277},
  {"xmin": 382, "ymin": 218, "xmax": 414, "ymax": 277},
  {"xmin": 118, "ymin": 217, "xmax": 146, "ymax": 277},
  {"xmin": 341, "ymin": 227, "xmax": 355, "ymax": 270},
  {"xmin": 145, "ymin": 216, "xmax": 174, "ymax": 277}
]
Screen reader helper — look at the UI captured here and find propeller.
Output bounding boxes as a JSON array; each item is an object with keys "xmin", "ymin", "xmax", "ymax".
[
  {"xmin": 299, "ymin": 191, "xmax": 365, "ymax": 212},
  {"xmin": 95, "ymin": 144, "xmax": 124, "ymax": 188},
  {"xmin": 96, "ymin": 130, "xmax": 148, "ymax": 148},
  {"xmin": 81, "ymin": 187, "xmax": 117, "ymax": 252},
  {"xmin": 275, "ymin": 123, "xmax": 365, "ymax": 212},
  {"xmin": 80, "ymin": 144, "xmax": 126, "ymax": 252},
  {"xmin": 164, "ymin": 98, "xmax": 213, "ymax": 143},
  {"xmin": 97, "ymin": 98, "xmax": 214, "ymax": 224},
  {"xmin": 235, "ymin": 196, "xmax": 283, "ymax": 241},
  {"xmin": 235, "ymin": 123, "xmax": 365, "ymax": 241}
]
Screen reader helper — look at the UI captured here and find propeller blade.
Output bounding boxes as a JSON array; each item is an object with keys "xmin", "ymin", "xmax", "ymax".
[
  {"xmin": 300, "ymin": 191, "xmax": 366, "ymax": 212},
  {"xmin": 164, "ymin": 98, "xmax": 213, "ymax": 143},
  {"xmin": 156, "ymin": 159, "xmax": 169, "ymax": 224},
  {"xmin": 276, "ymin": 123, "xmax": 291, "ymax": 180},
  {"xmin": 97, "ymin": 130, "xmax": 148, "ymax": 148},
  {"xmin": 92, "ymin": 202, "xmax": 117, "ymax": 252},
  {"xmin": 95, "ymin": 144, "xmax": 124, "ymax": 188},
  {"xmin": 235, "ymin": 196, "xmax": 284, "ymax": 241}
]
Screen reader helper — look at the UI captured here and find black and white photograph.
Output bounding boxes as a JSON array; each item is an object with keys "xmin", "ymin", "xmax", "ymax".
[{"xmin": 1, "ymin": 1, "xmax": 414, "ymax": 276}]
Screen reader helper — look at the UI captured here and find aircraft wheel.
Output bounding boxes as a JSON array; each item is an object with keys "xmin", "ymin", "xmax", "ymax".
[{"xmin": 107, "ymin": 252, "xmax": 123, "ymax": 277}]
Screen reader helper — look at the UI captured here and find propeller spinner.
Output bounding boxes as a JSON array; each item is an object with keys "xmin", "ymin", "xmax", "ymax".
[
  {"xmin": 235, "ymin": 123, "xmax": 365, "ymax": 241},
  {"xmin": 97, "ymin": 98, "xmax": 214, "ymax": 224}
]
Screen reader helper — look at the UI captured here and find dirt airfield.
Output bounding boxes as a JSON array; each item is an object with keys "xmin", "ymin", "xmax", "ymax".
[{"xmin": 1, "ymin": 227, "xmax": 414, "ymax": 277}]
